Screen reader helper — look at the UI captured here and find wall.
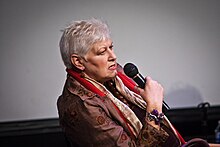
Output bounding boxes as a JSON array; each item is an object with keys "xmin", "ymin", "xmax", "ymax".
[{"xmin": 0, "ymin": 0, "xmax": 220, "ymax": 122}]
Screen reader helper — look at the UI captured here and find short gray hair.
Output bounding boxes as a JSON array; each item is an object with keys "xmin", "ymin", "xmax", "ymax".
[{"xmin": 59, "ymin": 18, "xmax": 111, "ymax": 69}]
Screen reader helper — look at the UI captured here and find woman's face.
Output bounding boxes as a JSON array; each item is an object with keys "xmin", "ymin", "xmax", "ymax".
[{"xmin": 82, "ymin": 39, "xmax": 117, "ymax": 83}]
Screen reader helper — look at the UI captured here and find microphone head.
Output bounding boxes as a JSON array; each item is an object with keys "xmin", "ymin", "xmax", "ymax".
[{"xmin": 123, "ymin": 63, "xmax": 139, "ymax": 78}]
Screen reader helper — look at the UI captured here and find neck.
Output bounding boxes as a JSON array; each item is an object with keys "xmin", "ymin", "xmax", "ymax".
[{"xmin": 81, "ymin": 72, "xmax": 110, "ymax": 95}]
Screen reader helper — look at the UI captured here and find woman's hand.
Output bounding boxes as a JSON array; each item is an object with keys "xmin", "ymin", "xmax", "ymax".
[{"xmin": 138, "ymin": 76, "xmax": 164, "ymax": 113}]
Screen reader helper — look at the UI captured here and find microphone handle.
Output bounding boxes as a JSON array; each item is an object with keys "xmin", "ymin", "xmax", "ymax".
[
  {"xmin": 133, "ymin": 73, "xmax": 145, "ymax": 89},
  {"xmin": 133, "ymin": 74, "xmax": 170, "ymax": 112},
  {"xmin": 162, "ymin": 101, "xmax": 170, "ymax": 112}
]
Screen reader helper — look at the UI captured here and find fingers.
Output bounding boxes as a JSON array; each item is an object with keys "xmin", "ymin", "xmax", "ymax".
[
  {"xmin": 138, "ymin": 76, "xmax": 164, "ymax": 112},
  {"xmin": 146, "ymin": 76, "xmax": 164, "ymax": 93},
  {"xmin": 137, "ymin": 76, "xmax": 157, "ymax": 95},
  {"xmin": 146, "ymin": 76, "xmax": 152, "ymax": 81},
  {"xmin": 137, "ymin": 76, "xmax": 164, "ymax": 95}
]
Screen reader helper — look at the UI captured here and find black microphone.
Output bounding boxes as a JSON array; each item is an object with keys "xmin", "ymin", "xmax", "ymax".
[{"xmin": 123, "ymin": 63, "xmax": 170, "ymax": 112}]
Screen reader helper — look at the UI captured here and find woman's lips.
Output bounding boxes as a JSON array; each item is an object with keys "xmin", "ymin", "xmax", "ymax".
[{"xmin": 109, "ymin": 64, "xmax": 117, "ymax": 70}]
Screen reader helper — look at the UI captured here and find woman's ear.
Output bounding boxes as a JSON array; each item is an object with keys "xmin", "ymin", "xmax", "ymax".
[{"xmin": 70, "ymin": 54, "xmax": 85, "ymax": 71}]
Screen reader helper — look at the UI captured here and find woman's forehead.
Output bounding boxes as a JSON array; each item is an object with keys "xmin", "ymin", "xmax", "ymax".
[{"xmin": 93, "ymin": 39, "xmax": 113, "ymax": 48}]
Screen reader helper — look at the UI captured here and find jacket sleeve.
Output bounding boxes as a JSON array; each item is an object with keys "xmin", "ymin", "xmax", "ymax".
[{"xmin": 137, "ymin": 119, "xmax": 169, "ymax": 146}]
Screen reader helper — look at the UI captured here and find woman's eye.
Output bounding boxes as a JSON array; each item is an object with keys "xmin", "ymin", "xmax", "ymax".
[
  {"xmin": 100, "ymin": 51, "xmax": 105, "ymax": 54},
  {"xmin": 98, "ymin": 48, "xmax": 106, "ymax": 55},
  {"xmin": 109, "ymin": 45, "xmax": 113, "ymax": 50},
  {"xmin": 97, "ymin": 45, "xmax": 113, "ymax": 55}
]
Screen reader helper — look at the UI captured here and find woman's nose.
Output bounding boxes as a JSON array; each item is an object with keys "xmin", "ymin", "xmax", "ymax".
[{"xmin": 108, "ymin": 49, "xmax": 117, "ymax": 60}]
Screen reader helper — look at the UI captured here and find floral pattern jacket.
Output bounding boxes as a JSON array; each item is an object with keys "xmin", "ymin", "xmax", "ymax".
[{"xmin": 57, "ymin": 72, "xmax": 181, "ymax": 147}]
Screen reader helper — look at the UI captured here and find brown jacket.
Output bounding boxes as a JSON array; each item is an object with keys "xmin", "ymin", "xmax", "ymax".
[{"xmin": 57, "ymin": 74, "xmax": 181, "ymax": 147}]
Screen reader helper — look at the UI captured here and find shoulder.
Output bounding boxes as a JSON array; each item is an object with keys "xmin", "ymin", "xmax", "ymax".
[
  {"xmin": 66, "ymin": 76, "xmax": 97, "ymax": 101},
  {"xmin": 58, "ymin": 76, "xmax": 108, "ymax": 111}
]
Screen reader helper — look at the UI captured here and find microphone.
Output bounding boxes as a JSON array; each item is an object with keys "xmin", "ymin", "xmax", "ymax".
[{"xmin": 123, "ymin": 63, "xmax": 170, "ymax": 112}]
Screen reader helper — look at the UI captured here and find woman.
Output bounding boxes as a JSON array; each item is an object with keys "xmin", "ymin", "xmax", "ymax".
[{"xmin": 57, "ymin": 18, "xmax": 209, "ymax": 147}]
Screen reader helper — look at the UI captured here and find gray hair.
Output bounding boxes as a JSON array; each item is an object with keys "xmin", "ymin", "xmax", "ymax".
[{"xmin": 59, "ymin": 18, "xmax": 111, "ymax": 69}]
